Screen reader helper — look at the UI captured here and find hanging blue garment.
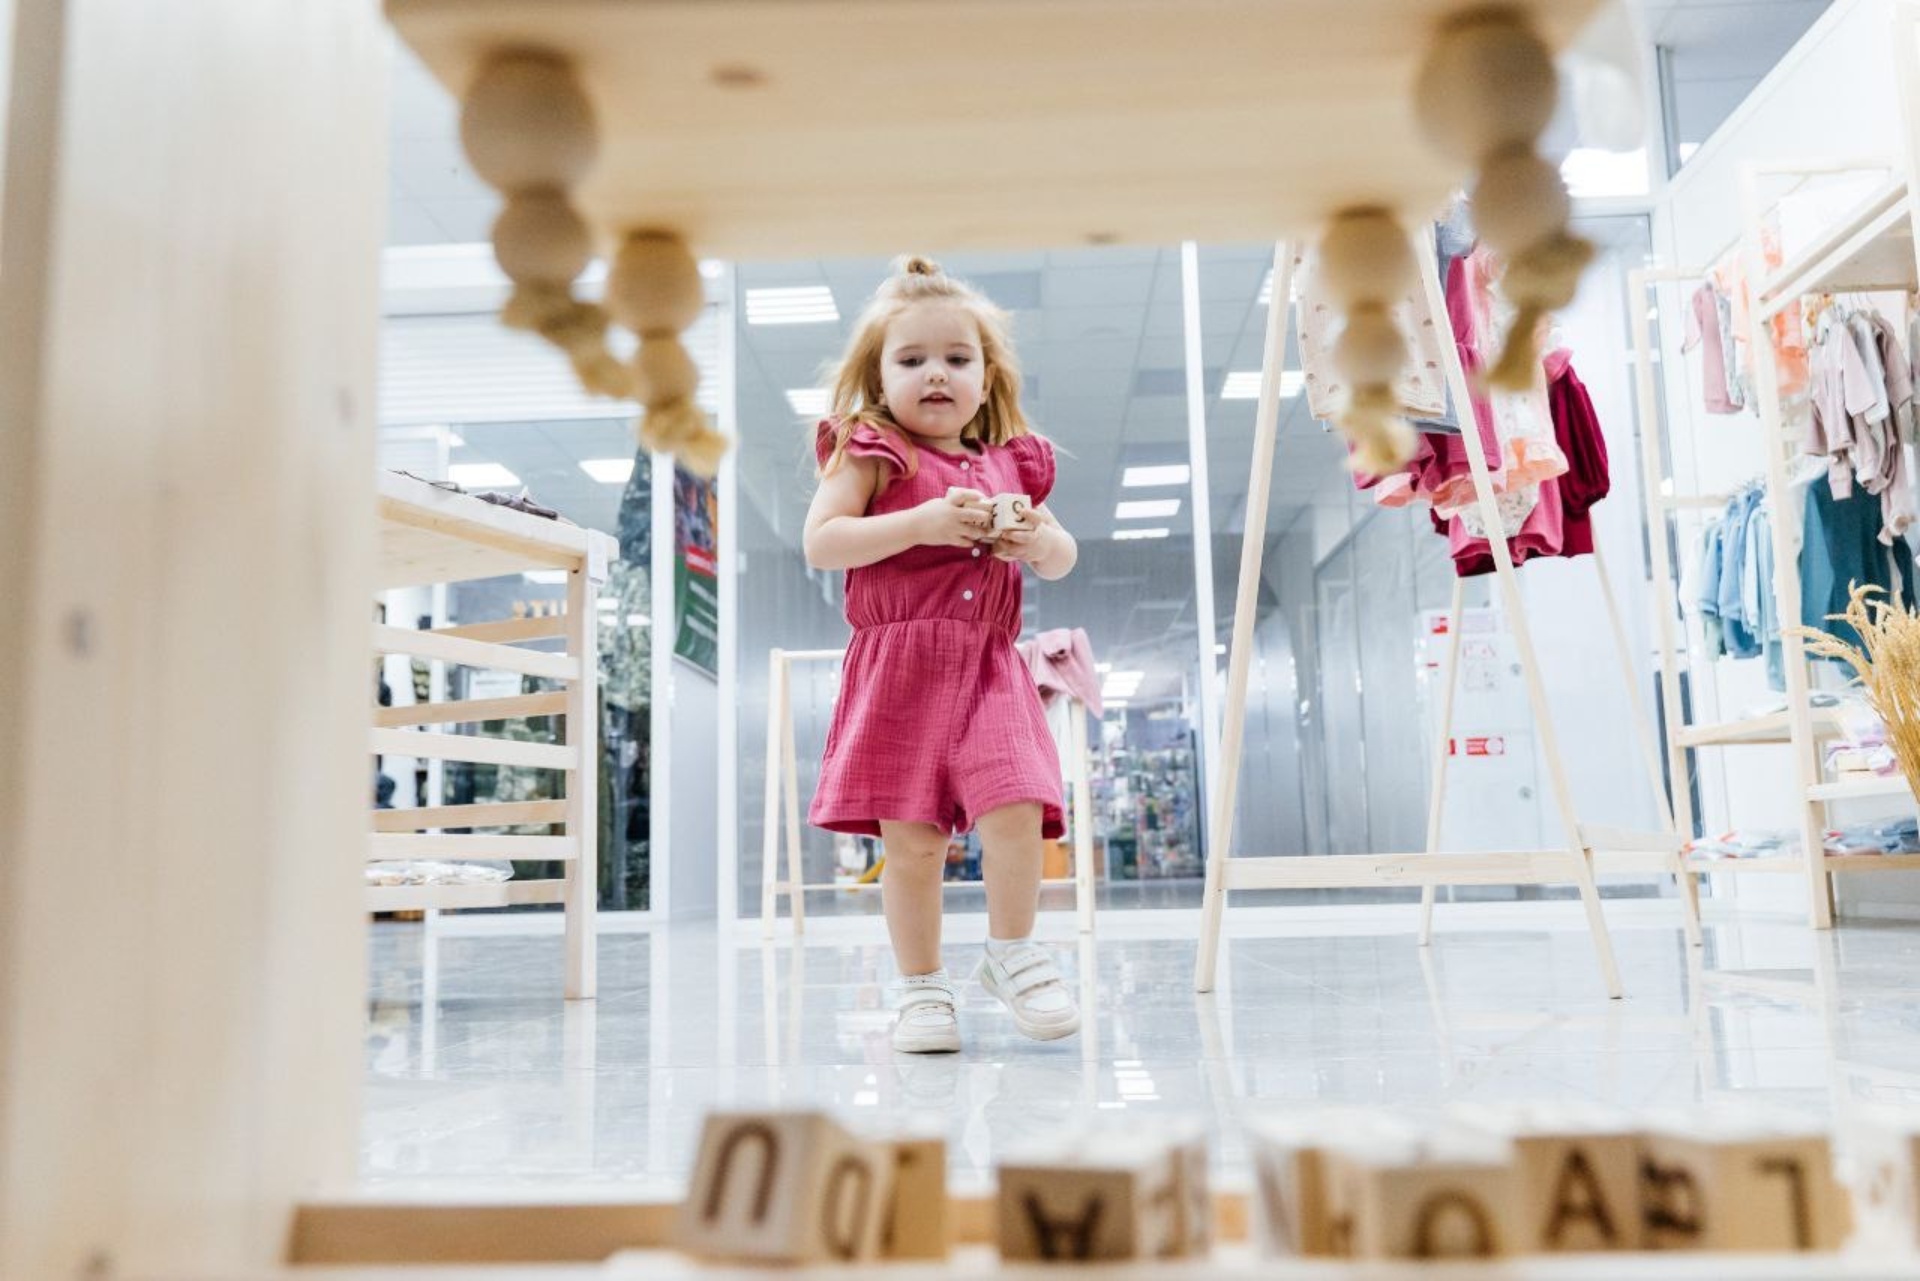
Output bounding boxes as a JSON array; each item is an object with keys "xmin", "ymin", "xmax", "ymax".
[
  {"xmin": 1697, "ymin": 519, "xmax": 1727, "ymax": 659},
  {"xmin": 1801, "ymin": 477, "xmax": 1918, "ymax": 651},
  {"xmin": 1716, "ymin": 487, "xmax": 1762, "ymax": 659}
]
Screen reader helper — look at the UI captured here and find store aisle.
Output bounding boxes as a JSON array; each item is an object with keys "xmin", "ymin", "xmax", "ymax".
[{"xmin": 361, "ymin": 909, "xmax": 1920, "ymax": 1197}]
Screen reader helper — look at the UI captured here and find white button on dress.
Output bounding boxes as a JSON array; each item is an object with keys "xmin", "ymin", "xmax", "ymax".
[{"xmin": 962, "ymin": 590, "xmax": 974, "ymax": 601}]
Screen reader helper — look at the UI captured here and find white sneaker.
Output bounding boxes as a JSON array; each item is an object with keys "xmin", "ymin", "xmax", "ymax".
[
  {"xmin": 891, "ymin": 971, "xmax": 961, "ymax": 1054},
  {"xmin": 974, "ymin": 941, "xmax": 1080, "ymax": 1041}
]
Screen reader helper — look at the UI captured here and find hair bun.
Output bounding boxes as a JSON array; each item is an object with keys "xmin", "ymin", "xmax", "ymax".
[{"xmin": 896, "ymin": 255, "xmax": 943, "ymax": 278}]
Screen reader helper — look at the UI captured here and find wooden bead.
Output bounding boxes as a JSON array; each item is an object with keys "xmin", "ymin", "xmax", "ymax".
[
  {"xmin": 1414, "ymin": 13, "xmax": 1557, "ymax": 164},
  {"xmin": 1316, "ymin": 209, "xmax": 1414, "ymax": 305},
  {"xmin": 607, "ymin": 232, "xmax": 706, "ymax": 335},
  {"xmin": 1471, "ymin": 149, "xmax": 1570, "ymax": 254},
  {"xmin": 492, "ymin": 190, "xmax": 592, "ymax": 286},
  {"xmin": 1331, "ymin": 306, "xmax": 1406, "ymax": 385},
  {"xmin": 459, "ymin": 53, "xmax": 598, "ymax": 192},
  {"xmin": 633, "ymin": 336, "xmax": 698, "ymax": 407}
]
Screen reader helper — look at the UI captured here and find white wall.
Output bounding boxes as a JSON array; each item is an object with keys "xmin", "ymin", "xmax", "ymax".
[{"xmin": 669, "ymin": 665, "xmax": 721, "ymax": 917}]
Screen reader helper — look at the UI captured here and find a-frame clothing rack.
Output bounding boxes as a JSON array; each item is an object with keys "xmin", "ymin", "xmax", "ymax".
[{"xmin": 1195, "ymin": 235, "xmax": 1698, "ymax": 1000}]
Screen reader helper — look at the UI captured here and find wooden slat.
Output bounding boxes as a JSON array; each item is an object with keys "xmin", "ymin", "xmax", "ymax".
[
  {"xmin": 1580, "ymin": 825, "xmax": 1683, "ymax": 854},
  {"xmin": 1808, "ymin": 775, "xmax": 1916, "ymax": 803},
  {"xmin": 371, "ymin": 800, "xmax": 566, "ymax": 832},
  {"xmin": 368, "ymin": 833, "xmax": 576, "ymax": 862},
  {"xmin": 1826, "ymin": 852, "xmax": 1920, "ymax": 872},
  {"xmin": 387, "ymin": 0, "xmax": 1603, "ymax": 261},
  {"xmin": 370, "ymin": 727, "xmax": 572, "ymax": 769},
  {"xmin": 373, "ymin": 623, "xmax": 578, "ymax": 680},
  {"xmin": 364, "ymin": 879, "xmax": 567, "ymax": 913},
  {"xmin": 374, "ymin": 691, "xmax": 568, "ymax": 728},
  {"xmin": 1220, "ymin": 851, "xmax": 1582, "ymax": 891},
  {"xmin": 434, "ymin": 614, "xmax": 569, "ymax": 644}
]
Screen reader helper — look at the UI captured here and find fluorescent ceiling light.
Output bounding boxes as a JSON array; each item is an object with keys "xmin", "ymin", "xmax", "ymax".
[
  {"xmin": 1096, "ymin": 663, "xmax": 1112, "ymax": 674},
  {"xmin": 1113, "ymin": 527, "xmax": 1171, "ymax": 541},
  {"xmin": 522, "ymin": 570, "xmax": 567, "ymax": 585},
  {"xmin": 1123, "ymin": 464, "xmax": 1190, "ymax": 488},
  {"xmin": 1214, "ymin": 643, "xmax": 1227, "ymax": 655},
  {"xmin": 579, "ymin": 458, "xmax": 634, "ymax": 484},
  {"xmin": 626, "ymin": 613, "xmax": 651, "ymax": 627},
  {"xmin": 1116, "ymin": 499, "xmax": 1180, "ymax": 520},
  {"xmin": 449, "ymin": 462, "xmax": 519, "ymax": 489},
  {"xmin": 698, "ymin": 259, "xmax": 725, "ymax": 280},
  {"xmin": 1222, "ymin": 370, "xmax": 1306, "ymax": 400},
  {"xmin": 1561, "ymin": 146, "xmax": 1649, "ymax": 199},
  {"xmin": 596, "ymin": 597, "xmax": 620, "ymax": 611},
  {"xmin": 1255, "ymin": 268, "xmax": 1300, "ymax": 306},
  {"xmin": 1105, "ymin": 701, "xmax": 1130, "ymax": 711},
  {"xmin": 746, "ymin": 285, "xmax": 838, "ymax": 325},
  {"xmin": 786, "ymin": 387, "xmax": 832, "ymax": 417}
]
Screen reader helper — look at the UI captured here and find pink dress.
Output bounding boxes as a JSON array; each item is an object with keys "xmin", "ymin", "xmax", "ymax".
[{"xmin": 808, "ymin": 420, "xmax": 1065, "ymax": 840}]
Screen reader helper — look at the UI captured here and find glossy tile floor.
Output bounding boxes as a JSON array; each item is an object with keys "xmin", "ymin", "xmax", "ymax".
[{"xmin": 362, "ymin": 902, "xmax": 1920, "ymax": 1197}]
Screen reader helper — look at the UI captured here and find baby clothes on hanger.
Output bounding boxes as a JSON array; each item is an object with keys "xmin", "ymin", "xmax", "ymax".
[
  {"xmin": 1295, "ymin": 246, "xmax": 1447, "ymax": 425},
  {"xmin": 1682, "ymin": 281, "xmax": 1743, "ymax": 414},
  {"xmin": 1806, "ymin": 300, "xmax": 1917, "ymax": 545}
]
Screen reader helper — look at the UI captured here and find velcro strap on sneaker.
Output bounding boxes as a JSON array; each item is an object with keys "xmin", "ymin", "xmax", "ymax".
[
  {"xmin": 899, "ymin": 984, "xmax": 955, "ymax": 1012},
  {"xmin": 1005, "ymin": 959, "xmax": 1062, "ymax": 997}
]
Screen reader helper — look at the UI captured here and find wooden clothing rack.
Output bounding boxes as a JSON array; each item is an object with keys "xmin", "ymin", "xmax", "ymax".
[
  {"xmin": 1194, "ymin": 238, "xmax": 1699, "ymax": 1001},
  {"xmin": 759, "ymin": 647, "xmax": 1097, "ymax": 938}
]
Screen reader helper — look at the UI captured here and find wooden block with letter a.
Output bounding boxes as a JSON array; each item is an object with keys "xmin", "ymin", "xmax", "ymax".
[
  {"xmin": 1450, "ymin": 1102, "xmax": 1641, "ymax": 1252},
  {"xmin": 677, "ymin": 1110, "xmax": 895, "ymax": 1264},
  {"xmin": 1323, "ymin": 1132, "xmax": 1520, "ymax": 1261},
  {"xmin": 996, "ymin": 1137, "xmax": 1181, "ymax": 1262},
  {"xmin": 878, "ymin": 1134, "xmax": 949, "ymax": 1260},
  {"xmin": 1846, "ymin": 1106, "xmax": 1920, "ymax": 1252},
  {"xmin": 1638, "ymin": 1111, "xmax": 1845, "ymax": 1251}
]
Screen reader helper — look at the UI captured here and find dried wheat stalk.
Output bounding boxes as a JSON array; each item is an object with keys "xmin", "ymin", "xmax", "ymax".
[{"xmin": 1789, "ymin": 583, "xmax": 1920, "ymax": 793}]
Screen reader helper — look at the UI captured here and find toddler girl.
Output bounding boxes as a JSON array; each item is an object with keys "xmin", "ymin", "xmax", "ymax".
[{"xmin": 803, "ymin": 256, "xmax": 1081, "ymax": 1054}]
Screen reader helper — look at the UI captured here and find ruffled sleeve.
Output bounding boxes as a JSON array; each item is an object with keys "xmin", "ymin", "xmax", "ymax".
[
  {"xmin": 815, "ymin": 419, "xmax": 913, "ymax": 477},
  {"xmin": 1004, "ymin": 433, "xmax": 1056, "ymax": 506}
]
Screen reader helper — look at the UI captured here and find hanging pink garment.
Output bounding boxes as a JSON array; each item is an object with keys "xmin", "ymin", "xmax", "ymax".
[{"xmin": 1016, "ymin": 627, "xmax": 1103, "ymax": 714}]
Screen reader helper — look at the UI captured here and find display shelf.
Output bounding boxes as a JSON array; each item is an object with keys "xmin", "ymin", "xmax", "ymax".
[
  {"xmin": 1757, "ymin": 175, "xmax": 1914, "ymax": 321},
  {"xmin": 386, "ymin": 0, "xmax": 1603, "ymax": 260},
  {"xmin": 363, "ymin": 878, "xmax": 568, "ymax": 914},
  {"xmin": 1675, "ymin": 707, "xmax": 1844, "ymax": 748},
  {"xmin": 1808, "ymin": 775, "xmax": 1917, "ymax": 804}
]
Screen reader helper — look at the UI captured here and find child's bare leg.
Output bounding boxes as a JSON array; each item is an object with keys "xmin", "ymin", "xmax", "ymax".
[
  {"xmin": 879, "ymin": 820, "xmax": 949, "ymax": 975},
  {"xmin": 975, "ymin": 801, "xmax": 1045, "ymax": 940}
]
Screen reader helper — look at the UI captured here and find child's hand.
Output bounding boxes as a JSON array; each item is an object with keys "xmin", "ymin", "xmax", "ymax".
[
  {"xmin": 990, "ymin": 515, "xmax": 1053, "ymax": 564},
  {"xmin": 915, "ymin": 488, "xmax": 993, "ymax": 548}
]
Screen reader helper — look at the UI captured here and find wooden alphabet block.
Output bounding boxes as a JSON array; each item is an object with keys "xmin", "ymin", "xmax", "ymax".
[
  {"xmin": 1638, "ymin": 1114, "xmax": 1844, "ymax": 1252},
  {"xmin": 1085, "ymin": 1124, "xmax": 1211, "ymax": 1257},
  {"xmin": 878, "ymin": 1135, "xmax": 949, "ymax": 1260},
  {"xmin": 1323, "ymin": 1134, "xmax": 1520, "ymax": 1262},
  {"xmin": 996, "ymin": 1139, "xmax": 1181, "ymax": 1262},
  {"xmin": 677, "ymin": 1110, "xmax": 895, "ymax": 1264},
  {"xmin": 1450, "ymin": 1103, "xmax": 1641, "ymax": 1252},
  {"xmin": 1246, "ymin": 1110, "xmax": 1416, "ymax": 1258},
  {"xmin": 1846, "ymin": 1108, "xmax": 1920, "ymax": 1251}
]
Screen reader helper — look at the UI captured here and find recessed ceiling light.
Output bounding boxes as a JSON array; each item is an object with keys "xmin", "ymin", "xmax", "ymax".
[
  {"xmin": 1113, "ymin": 527, "xmax": 1171, "ymax": 541},
  {"xmin": 746, "ymin": 285, "xmax": 838, "ymax": 325},
  {"xmin": 1123, "ymin": 464, "xmax": 1190, "ymax": 488},
  {"xmin": 522, "ymin": 570, "xmax": 567, "ymax": 585},
  {"xmin": 786, "ymin": 387, "xmax": 832, "ymax": 416},
  {"xmin": 449, "ymin": 462, "xmax": 519, "ymax": 489},
  {"xmin": 579, "ymin": 458, "xmax": 634, "ymax": 484},
  {"xmin": 1116, "ymin": 499, "xmax": 1179, "ymax": 520}
]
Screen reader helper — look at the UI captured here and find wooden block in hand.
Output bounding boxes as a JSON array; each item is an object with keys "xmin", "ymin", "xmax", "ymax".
[
  {"xmin": 997, "ymin": 1139, "xmax": 1181, "ymax": 1261},
  {"xmin": 1638, "ymin": 1113, "xmax": 1843, "ymax": 1252},
  {"xmin": 1246, "ymin": 1110, "xmax": 1415, "ymax": 1258},
  {"xmin": 1846, "ymin": 1107, "xmax": 1920, "ymax": 1251},
  {"xmin": 1450, "ymin": 1103, "xmax": 1641, "ymax": 1252},
  {"xmin": 878, "ymin": 1135, "xmax": 949, "ymax": 1260},
  {"xmin": 1323, "ymin": 1133, "xmax": 1520, "ymax": 1261},
  {"xmin": 677, "ymin": 1110, "xmax": 896, "ymax": 1264}
]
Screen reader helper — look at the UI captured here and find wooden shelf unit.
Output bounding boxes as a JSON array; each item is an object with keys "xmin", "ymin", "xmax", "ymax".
[{"xmin": 369, "ymin": 470, "xmax": 618, "ymax": 998}]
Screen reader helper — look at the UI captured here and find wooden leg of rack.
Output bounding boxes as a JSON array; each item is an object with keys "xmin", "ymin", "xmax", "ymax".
[
  {"xmin": 1195, "ymin": 241, "xmax": 1295, "ymax": 994},
  {"xmin": 1072, "ymin": 702, "xmax": 1096, "ymax": 936},
  {"xmin": 564, "ymin": 562, "xmax": 599, "ymax": 1000},
  {"xmin": 783, "ymin": 660, "xmax": 806, "ymax": 937},
  {"xmin": 761, "ymin": 650, "xmax": 785, "ymax": 939},
  {"xmin": 1419, "ymin": 579, "xmax": 1467, "ymax": 947}
]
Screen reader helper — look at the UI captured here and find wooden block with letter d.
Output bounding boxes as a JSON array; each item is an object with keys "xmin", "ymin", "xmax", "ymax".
[
  {"xmin": 1322, "ymin": 1131, "xmax": 1520, "ymax": 1261},
  {"xmin": 1450, "ymin": 1102, "xmax": 1641, "ymax": 1252},
  {"xmin": 878, "ymin": 1133, "xmax": 949, "ymax": 1260},
  {"xmin": 677, "ymin": 1110, "xmax": 896, "ymax": 1264},
  {"xmin": 996, "ymin": 1135, "xmax": 1182, "ymax": 1262},
  {"xmin": 1638, "ymin": 1111, "xmax": 1845, "ymax": 1251}
]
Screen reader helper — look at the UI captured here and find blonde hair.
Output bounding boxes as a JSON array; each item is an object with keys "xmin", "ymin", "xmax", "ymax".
[{"xmin": 817, "ymin": 255, "xmax": 1032, "ymax": 477}]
